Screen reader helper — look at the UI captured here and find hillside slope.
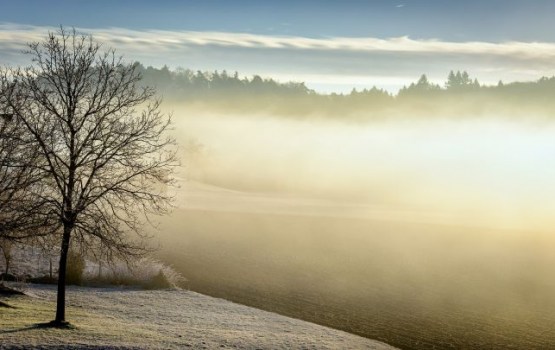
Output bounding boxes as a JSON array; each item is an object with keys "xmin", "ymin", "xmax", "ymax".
[{"xmin": 0, "ymin": 284, "xmax": 395, "ymax": 349}]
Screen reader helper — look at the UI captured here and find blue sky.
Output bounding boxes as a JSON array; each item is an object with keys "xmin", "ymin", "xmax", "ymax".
[
  {"xmin": 1, "ymin": 1, "xmax": 555, "ymax": 92},
  {"xmin": 2, "ymin": 0, "xmax": 555, "ymax": 41}
]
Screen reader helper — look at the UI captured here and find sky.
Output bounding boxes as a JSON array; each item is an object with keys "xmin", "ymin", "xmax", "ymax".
[{"xmin": 1, "ymin": 0, "xmax": 555, "ymax": 92}]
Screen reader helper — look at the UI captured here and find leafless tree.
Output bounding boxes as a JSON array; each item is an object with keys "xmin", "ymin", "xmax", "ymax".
[
  {"xmin": 0, "ymin": 27, "xmax": 177, "ymax": 326},
  {"xmin": 0, "ymin": 104, "xmax": 54, "ymax": 240}
]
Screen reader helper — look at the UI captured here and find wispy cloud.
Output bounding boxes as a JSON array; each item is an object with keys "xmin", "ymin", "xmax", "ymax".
[
  {"xmin": 2, "ymin": 23, "xmax": 555, "ymax": 60},
  {"xmin": 1, "ymin": 24, "xmax": 555, "ymax": 92}
]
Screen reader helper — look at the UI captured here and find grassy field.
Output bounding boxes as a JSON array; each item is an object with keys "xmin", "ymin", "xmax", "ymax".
[
  {"xmin": 0, "ymin": 284, "xmax": 392, "ymax": 349},
  {"xmin": 158, "ymin": 209, "xmax": 555, "ymax": 350}
]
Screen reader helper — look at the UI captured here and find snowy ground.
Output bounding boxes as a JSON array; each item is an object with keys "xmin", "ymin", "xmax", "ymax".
[{"xmin": 0, "ymin": 284, "xmax": 395, "ymax": 349}]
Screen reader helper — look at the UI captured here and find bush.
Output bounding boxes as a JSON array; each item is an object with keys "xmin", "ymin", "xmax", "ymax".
[
  {"xmin": 0, "ymin": 273, "xmax": 16, "ymax": 282},
  {"xmin": 83, "ymin": 257, "xmax": 185, "ymax": 289},
  {"xmin": 144, "ymin": 269, "xmax": 172, "ymax": 289},
  {"xmin": 66, "ymin": 251, "xmax": 85, "ymax": 285},
  {"xmin": 29, "ymin": 275, "xmax": 57, "ymax": 284}
]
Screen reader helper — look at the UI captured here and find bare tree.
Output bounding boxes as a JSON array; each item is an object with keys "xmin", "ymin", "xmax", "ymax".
[
  {"xmin": 1, "ymin": 28, "xmax": 177, "ymax": 326},
  {"xmin": 0, "ymin": 104, "xmax": 54, "ymax": 240}
]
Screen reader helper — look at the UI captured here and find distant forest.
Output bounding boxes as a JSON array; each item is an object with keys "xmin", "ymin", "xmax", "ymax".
[{"xmin": 135, "ymin": 63, "xmax": 555, "ymax": 117}]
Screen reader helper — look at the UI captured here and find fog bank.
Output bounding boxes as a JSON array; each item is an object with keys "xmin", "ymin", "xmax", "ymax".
[{"xmin": 170, "ymin": 109, "xmax": 555, "ymax": 232}]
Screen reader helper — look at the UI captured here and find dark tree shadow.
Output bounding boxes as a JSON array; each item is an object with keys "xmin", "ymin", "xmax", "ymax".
[
  {"xmin": 34, "ymin": 320, "xmax": 76, "ymax": 329},
  {"xmin": 0, "ymin": 321, "xmax": 76, "ymax": 334},
  {"xmin": 0, "ymin": 300, "xmax": 16, "ymax": 308},
  {"xmin": 0, "ymin": 325, "xmax": 39, "ymax": 334}
]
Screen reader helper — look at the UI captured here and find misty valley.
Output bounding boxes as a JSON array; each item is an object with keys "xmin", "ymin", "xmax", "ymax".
[
  {"xmin": 156, "ymin": 111, "xmax": 555, "ymax": 349},
  {"xmin": 3, "ymin": 8, "xmax": 555, "ymax": 348}
]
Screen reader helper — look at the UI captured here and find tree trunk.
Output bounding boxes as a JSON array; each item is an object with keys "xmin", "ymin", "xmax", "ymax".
[
  {"xmin": 1, "ymin": 242, "xmax": 11, "ymax": 276},
  {"xmin": 54, "ymin": 224, "xmax": 72, "ymax": 324}
]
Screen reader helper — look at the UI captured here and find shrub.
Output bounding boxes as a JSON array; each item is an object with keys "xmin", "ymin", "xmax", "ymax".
[
  {"xmin": 144, "ymin": 270, "xmax": 172, "ymax": 289},
  {"xmin": 83, "ymin": 257, "xmax": 186, "ymax": 289},
  {"xmin": 66, "ymin": 251, "xmax": 85, "ymax": 285},
  {"xmin": 29, "ymin": 275, "xmax": 57, "ymax": 284},
  {"xmin": 0, "ymin": 273, "xmax": 16, "ymax": 282}
]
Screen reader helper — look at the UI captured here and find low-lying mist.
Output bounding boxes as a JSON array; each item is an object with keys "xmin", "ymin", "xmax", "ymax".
[
  {"xmin": 170, "ymin": 107, "xmax": 555, "ymax": 231},
  {"xmin": 155, "ymin": 106, "xmax": 555, "ymax": 349}
]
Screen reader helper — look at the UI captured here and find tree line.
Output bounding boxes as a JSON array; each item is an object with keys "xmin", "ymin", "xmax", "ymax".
[
  {"xmin": 136, "ymin": 64, "xmax": 555, "ymax": 116},
  {"xmin": 137, "ymin": 64, "xmax": 555, "ymax": 99},
  {"xmin": 136, "ymin": 64, "xmax": 312, "ymax": 98}
]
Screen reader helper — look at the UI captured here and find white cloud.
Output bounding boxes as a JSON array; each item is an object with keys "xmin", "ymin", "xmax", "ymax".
[{"xmin": 2, "ymin": 23, "xmax": 554, "ymax": 59}]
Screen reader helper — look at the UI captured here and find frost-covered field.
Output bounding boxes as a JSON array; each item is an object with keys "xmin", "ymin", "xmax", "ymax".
[{"xmin": 0, "ymin": 284, "xmax": 395, "ymax": 349}]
